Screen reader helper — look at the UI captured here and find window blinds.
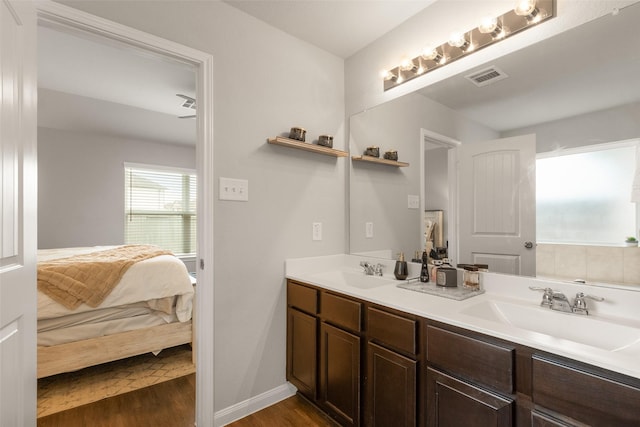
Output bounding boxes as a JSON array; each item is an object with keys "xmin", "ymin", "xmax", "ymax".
[{"xmin": 124, "ymin": 164, "xmax": 197, "ymax": 255}]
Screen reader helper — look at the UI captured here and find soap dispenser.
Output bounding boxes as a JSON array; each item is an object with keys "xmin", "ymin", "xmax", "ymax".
[
  {"xmin": 420, "ymin": 250, "xmax": 429, "ymax": 282},
  {"xmin": 394, "ymin": 252, "xmax": 408, "ymax": 280}
]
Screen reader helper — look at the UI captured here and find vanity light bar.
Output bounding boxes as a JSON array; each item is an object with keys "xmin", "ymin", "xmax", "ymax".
[{"xmin": 382, "ymin": 0, "xmax": 555, "ymax": 91}]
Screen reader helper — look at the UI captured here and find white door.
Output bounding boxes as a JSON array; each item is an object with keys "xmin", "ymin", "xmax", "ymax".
[
  {"xmin": 457, "ymin": 134, "xmax": 536, "ymax": 276},
  {"xmin": 0, "ymin": 0, "xmax": 38, "ymax": 425}
]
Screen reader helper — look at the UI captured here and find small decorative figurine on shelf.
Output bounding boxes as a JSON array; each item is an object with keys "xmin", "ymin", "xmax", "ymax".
[
  {"xmin": 383, "ymin": 150, "xmax": 398, "ymax": 161},
  {"xmin": 318, "ymin": 135, "xmax": 333, "ymax": 148},
  {"xmin": 289, "ymin": 127, "xmax": 306, "ymax": 142},
  {"xmin": 364, "ymin": 146, "xmax": 380, "ymax": 157}
]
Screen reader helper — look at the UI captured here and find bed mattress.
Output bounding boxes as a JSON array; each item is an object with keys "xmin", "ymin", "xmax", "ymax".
[
  {"xmin": 37, "ymin": 246, "xmax": 195, "ymax": 347},
  {"xmin": 37, "ymin": 246, "xmax": 194, "ymax": 321}
]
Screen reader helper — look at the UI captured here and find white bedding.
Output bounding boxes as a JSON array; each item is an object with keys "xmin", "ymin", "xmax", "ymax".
[
  {"xmin": 37, "ymin": 308, "xmax": 177, "ymax": 346},
  {"xmin": 37, "ymin": 246, "xmax": 194, "ymax": 322}
]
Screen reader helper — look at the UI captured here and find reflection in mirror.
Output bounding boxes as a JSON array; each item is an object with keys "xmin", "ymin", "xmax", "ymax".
[{"xmin": 349, "ymin": 2, "xmax": 640, "ymax": 288}]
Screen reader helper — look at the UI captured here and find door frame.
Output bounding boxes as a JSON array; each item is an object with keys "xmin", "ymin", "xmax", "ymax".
[
  {"xmin": 420, "ymin": 128, "xmax": 460, "ymax": 261},
  {"xmin": 36, "ymin": 2, "xmax": 215, "ymax": 424}
]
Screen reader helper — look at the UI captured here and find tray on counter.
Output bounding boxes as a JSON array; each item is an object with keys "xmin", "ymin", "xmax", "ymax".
[{"xmin": 397, "ymin": 281, "xmax": 484, "ymax": 301}]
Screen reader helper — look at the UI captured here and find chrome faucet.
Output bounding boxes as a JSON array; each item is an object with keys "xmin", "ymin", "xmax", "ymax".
[
  {"xmin": 360, "ymin": 261, "xmax": 384, "ymax": 276},
  {"xmin": 529, "ymin": 287, "xmax": 604, "ymax": 315},
  {"xmin": 374, "ymin": 263, "xmax": 384, "ymax": 276}
]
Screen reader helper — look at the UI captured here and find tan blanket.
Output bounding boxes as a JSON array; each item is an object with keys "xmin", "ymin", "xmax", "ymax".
[{"xmin": 37, "ymin": 245, "xmax": 172, "ymax": 310}]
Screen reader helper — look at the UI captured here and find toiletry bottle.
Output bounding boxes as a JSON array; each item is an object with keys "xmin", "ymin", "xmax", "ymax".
[
  {"xmin": 420, "ymin": 250, "xmax": 429, "ymax": 282},
  {"xmin": 394, "ymin": 252, "xmax": 408, "ymax": 280}
]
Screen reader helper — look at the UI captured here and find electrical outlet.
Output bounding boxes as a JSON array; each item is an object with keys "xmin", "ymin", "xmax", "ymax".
[
  {"xmin": 219, "ymin": 177, "xmax": 249, "ymax": 201},
  {"xmin": 365, "ymin": 222, "xmax": 374, "ymax": 238},
  {"xmin": 312, "ymin": 222, "xmax": 322, "ymax": 241},
  {"xmin": 408, "ymin": 194, "xmax": 420, "ymax": 209}
]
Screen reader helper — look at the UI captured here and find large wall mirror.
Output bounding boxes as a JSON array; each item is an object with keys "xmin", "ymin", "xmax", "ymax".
[{"xmin": 349, "ymin": 2, "xmax": 640, "ymax": 288}]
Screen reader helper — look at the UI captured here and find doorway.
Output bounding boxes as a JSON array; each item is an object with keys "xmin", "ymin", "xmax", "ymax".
[
  {"xmin": 420, "ymin": 129, "xmax": 460, "ymax": 260},
  {"xmin": 36, "ymin": 2, "xmax": 214, "ymax": 424}
]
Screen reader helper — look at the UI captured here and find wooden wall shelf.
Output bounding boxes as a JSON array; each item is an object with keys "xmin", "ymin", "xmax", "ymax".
[
  {"xmin": 268, "ymin": 136, "xmax": 348, "ymax": 157},
  {"xmin": 351, "ymin": 155, "xmax": 409, "ymax": 167}
]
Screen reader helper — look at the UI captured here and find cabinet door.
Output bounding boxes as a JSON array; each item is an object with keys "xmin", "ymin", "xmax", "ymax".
[
  {"xmin": 287, "ymin": 307, "xmax": 317, "ymax": 399},
  {"xmin": 320, "ymin": 322, "xmax": 361, "ymax": 426},
  {"xmin": 427, "ymin": 368, "xmax": 513, "ymax": 427},
  {"xmin": 532, "ymin": 355, "xmax": 640, "ymax": 426},
  {"xmin": 366, "ymin": 342, "xmax": 416, "ymax": 427}
]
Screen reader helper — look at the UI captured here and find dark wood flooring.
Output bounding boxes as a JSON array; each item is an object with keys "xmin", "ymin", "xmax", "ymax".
[{"xmin": 37, "ymin": 374, "xmax": 335, "ymax": 427}]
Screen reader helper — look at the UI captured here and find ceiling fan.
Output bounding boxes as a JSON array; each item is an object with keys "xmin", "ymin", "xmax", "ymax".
[{"xmin": 177, "ymin": 94, "xmax": 196, "ymax": 119}]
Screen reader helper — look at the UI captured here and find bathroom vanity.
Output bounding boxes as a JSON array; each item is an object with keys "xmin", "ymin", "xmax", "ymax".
[{"xmin": 285, "ymin": 255, "xmax": 640, "ymax": 427}]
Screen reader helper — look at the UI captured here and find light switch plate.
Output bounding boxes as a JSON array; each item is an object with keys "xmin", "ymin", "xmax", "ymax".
[
  {"xmin": 365, "ymin": 222, "xmax": 374, "ymax": 238},
  {"xmin": 312, "ymin": 222, "xmax": 322, "ymax": 241},
  {"xmin": 219, "ymin": 177, "xmax": 249, "ymax": 201},
  {"xmin": 408, "ymin": 195, "xmax": 420, "ymax": 209}
]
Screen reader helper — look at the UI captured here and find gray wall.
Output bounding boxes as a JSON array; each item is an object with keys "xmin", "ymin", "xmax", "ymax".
[
  {"xmin": 37, "ymin": 127, "xmax": 196, "ymax": 249},
  {"xmin": 349, "ymin": 92, "xmax": 498, "ymax": 257},
  {"xmin": 59, "ymin": 0, "xmax": 346, "ymax": 412}
]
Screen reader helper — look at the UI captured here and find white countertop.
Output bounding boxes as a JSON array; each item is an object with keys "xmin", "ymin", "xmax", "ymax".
[{"xmin": 286, "ymin": 254, "xmax": 640, "ymax": 380}]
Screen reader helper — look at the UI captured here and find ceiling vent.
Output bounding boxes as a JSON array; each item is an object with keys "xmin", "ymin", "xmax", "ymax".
[
  {"xmin": 464, "ymin": 66, "xmax": 509, "ymax": 87},
  {"xmin": 176, "ymin": 94, "xmax": 196, "ymax": 119}
]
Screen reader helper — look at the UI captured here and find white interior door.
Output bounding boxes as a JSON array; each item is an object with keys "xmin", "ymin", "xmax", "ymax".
[
  {"xmin": 457, "ymin": 134, "xmax": 536, "ymax": 276},
  {"xmin": 0, "ymin": 0, "xmax": 38, "ymax": 425}
]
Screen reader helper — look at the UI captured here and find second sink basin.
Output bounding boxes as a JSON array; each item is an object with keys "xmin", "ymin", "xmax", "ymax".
[
  {"xmin": 309, "ymin": 270, "xmax": 396, "ymax": 290},
  {"xmin": 460, "ymin": 299, "xmax": 640, "ymax": 353}
]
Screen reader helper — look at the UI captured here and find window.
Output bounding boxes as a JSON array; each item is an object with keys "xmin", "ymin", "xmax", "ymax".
[
  {"xmin": 125, "ymin": 164, "xmax": 196, "ymax": 255},
  {"xmin": 536, "ymin": 140, "xmax": 638, "ymax": 245}
]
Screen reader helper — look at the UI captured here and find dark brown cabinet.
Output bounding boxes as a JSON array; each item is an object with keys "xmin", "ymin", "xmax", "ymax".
[
  {"xmin": 286, "ymin": 307, "xmax": 317, "ymax": 399},
  {"xmin": 425, "ymin": 325, "xmax": 515, "ymax": 427},
  {"xmin": 286, "ymin": 281, "xmax": 319, "ymax": 401},
  {"xmin": 318, "ymin": 291, "xmax": 363, "ymax": 426},
  {"xmin": 531, "ymin": 355, "xmax": 640, "ymax": 427},
  {"xmin": 366, "ymin": 306, "xmax": 419, "ymax": 427},
  {"xmin": 367, "ymin": 342, "xmax": 416, "ymax": 427},
  {"xmin": 286, "ymin": 279, "xmax": 640, "ymax": 427},
  {"xmin": 426, "ymin": 367, "xmax": 514, "ymax": 427},
  {"xmin": 320, "ymin": 322, "xmax": 361, "ymax": 426}
]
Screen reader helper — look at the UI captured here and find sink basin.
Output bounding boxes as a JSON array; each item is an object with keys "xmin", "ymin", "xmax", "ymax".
[
  {"xmin": 461, "ymin": 299, "xmax": 640, "ymax": 352},
  {"xmin": 309, "ymin": 270, "xmax": 396, "ymax": 289}
]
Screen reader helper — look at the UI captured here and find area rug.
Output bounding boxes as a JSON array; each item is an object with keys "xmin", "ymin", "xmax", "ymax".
[{"xmin": 37, "ymin": 344, "xmax": 195, "ymax": 418}]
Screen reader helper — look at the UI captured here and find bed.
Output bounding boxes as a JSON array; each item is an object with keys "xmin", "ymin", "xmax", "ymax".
[{"xmin": 36, "ymin": 245, "xmax": 195, "ymax": 378}]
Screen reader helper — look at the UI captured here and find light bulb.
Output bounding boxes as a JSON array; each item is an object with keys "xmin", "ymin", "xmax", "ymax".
[
  {"xmin": 515, "ymin": 0, "xmax": 536, "ymax": 16},
  {"xmin": 448, "ymin": 32, "xmax": 472, "ymax": 52},
  {"xmin": 448, "ymin": 32, "xmax": 466, "ymax": 48},
  {"xmin": 478, "ymin": 16, "xmax": 498, "ymax": 34},
  {"xmin": 421, "ymin": 47, "xmax": 444, "ymax": 65},
  {"xmin": 399, "ymin": 58, "xmax": 417, "ymax": 72},
  {"xmin": 380, "ymin": 70, "xmax": 396, "ymax": 81},
  {"xmin": 420, "ymin": 47, "xmax": 438, "ymax": 60}
]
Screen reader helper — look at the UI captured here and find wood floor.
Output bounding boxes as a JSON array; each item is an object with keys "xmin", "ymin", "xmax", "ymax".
[
  {"xmin": 37, "ymin": 374, "xmax": 196, "ymax": 427},
  {"xmin": 228, "ymin": 394, "xmax": 337, "ymax": 427},
  {"xmin": 37, "ymin": 374, "xmax": 336, "ymax": 427}
]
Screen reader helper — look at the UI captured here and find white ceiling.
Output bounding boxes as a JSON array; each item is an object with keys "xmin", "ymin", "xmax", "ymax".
[
  {"xmin": 38, "ymin": 25, "xmax": 197, "ymax": 145},
  {"xmin": 222, "ymin": 0, "xmax": 438, "ymax": 59}
]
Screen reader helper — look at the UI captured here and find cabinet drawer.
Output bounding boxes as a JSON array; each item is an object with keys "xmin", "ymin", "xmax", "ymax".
[
  {"xmin": 287, "ymin": 280, "xmax": 318, "ymax": 314},
  {"xmin": 321, "ymin": 292, "xmax": 362, "ymax": 333},
  {"xmin": 367, "ymin": 307, "xmax": 417, "ymax": 355},
  {"xmin": 532, "ymin": 355, "xmax": 640, "ymax": 426},
  {"xmin": 426, "ymin": 325, "xmax": 514, "ymax": 395}
]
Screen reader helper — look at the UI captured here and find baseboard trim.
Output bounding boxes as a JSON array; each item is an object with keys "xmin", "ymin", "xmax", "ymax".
[{"xmin": 214, "ymin": 382, "xmax": 297, "ymax": 426}]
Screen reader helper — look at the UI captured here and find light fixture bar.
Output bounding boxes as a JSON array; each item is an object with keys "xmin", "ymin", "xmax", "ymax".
[{"xmin": 383, "ymin": 0, "xmax": 555, "ymax": 91}]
